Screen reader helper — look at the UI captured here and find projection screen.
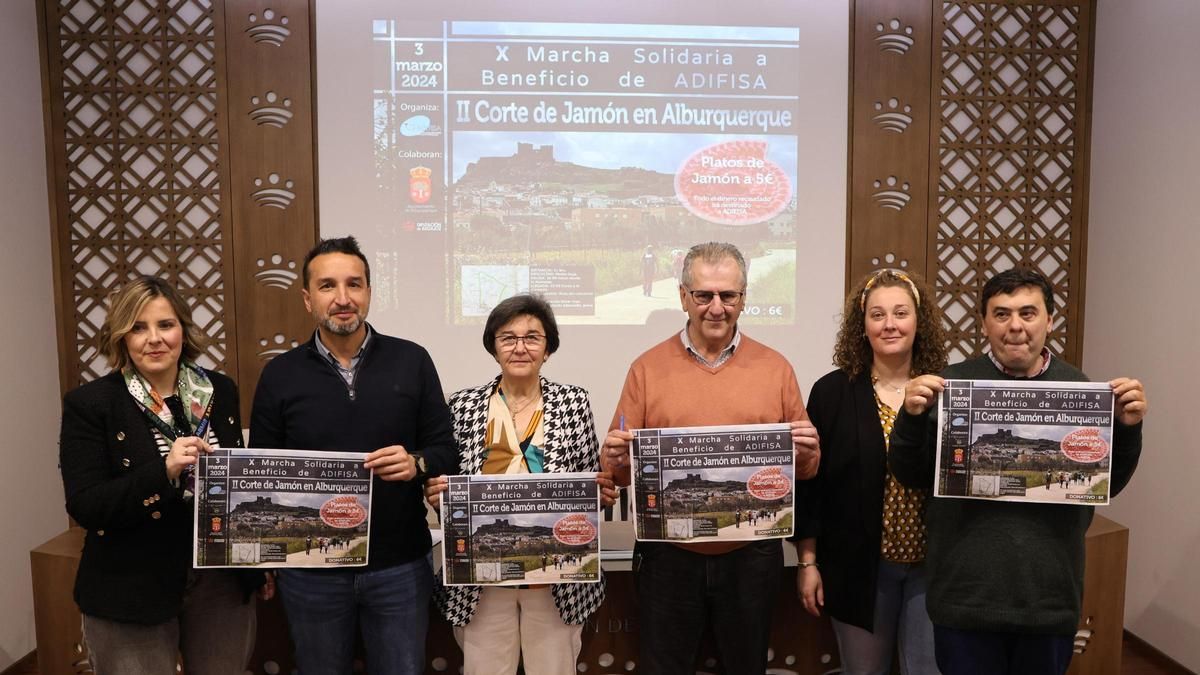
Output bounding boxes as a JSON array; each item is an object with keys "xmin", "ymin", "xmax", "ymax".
[{"xmin": 315, "ymin": 0, "xmax": 849, "ymax": 440}]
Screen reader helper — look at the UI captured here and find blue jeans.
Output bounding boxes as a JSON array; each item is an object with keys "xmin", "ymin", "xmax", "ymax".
[
  {"xmin": 933, "ymin": 624, "xmax": 1074, "ymax": 675},
  {"xmin": 830, "ymin": 560, "xmax": 939, "ymax": 675},
  {"xmin": 634, "ymin": 539, "xmax": 782, "ymax": 675},
  {"xmin": 278, "ymin": 556, "xmax": 434, "ymax": 675}
]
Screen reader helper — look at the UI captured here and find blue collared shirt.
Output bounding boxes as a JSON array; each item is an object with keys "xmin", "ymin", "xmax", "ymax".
[
  {"xmin": 314, "ymin": 325, "xmax": 373, "ymax": 386},
  {"xmin": 680, "ymin": 323, "xmax": 742, "ymax": 368}
]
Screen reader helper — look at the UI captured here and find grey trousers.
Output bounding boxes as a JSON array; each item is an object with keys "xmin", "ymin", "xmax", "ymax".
[{"xmin": 82, "ymin": 570, "xmax": 256, "ymax": 675}]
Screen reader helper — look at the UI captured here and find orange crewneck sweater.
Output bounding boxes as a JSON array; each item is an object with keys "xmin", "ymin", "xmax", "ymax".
[
  {"xmin": 611, "ymin": 332, "xmax": 806, "ymax": 431},
  {"xmin": 610, "ymin": 332, "xmax": 812, "ymax": 554}
]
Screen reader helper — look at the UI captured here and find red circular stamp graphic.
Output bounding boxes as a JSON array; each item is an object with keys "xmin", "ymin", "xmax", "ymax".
[
  {"xmin": 674, "ymin": 140, "xmax": 793, "ymax": 225},
  {"xmin": 1060, "ymin": 428, "xmax": 1110, "ymax": 463},
  {"xmin": 320, "ymin": 495, "xmax": 367, "ymax": 529},
  {"xmin": 553, "ymin": 513, "xmax": 597, "ymax": 546},
  {"xmin": 746, "ymin": 466, "xmax": 792, "ymax": 501}
]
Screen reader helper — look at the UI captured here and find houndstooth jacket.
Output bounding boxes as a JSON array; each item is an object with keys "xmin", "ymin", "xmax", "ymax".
[{"xmin": 434, "ymin": 374, "xmax": 607, "ymax": 626}]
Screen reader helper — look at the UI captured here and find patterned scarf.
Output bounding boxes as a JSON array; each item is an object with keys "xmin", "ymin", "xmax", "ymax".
[{"xmin": 123, "ymin": 361, "xmax": 215, "ymax": 443}]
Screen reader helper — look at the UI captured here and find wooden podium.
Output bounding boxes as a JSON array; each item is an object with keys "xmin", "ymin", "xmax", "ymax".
[
  {"xmin": 30, "ymin": 515, "xmax": 1129, "ymax": 674},
  {"xmin": 1070, "ymin": 515, "xmax": 1130, "ymax": 675},
  {"xmin": 29, "ymin": 528, "xmax": 88, "ymax": 675}
]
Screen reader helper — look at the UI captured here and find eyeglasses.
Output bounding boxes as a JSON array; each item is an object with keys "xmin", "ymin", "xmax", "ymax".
[
  {"xmin": 684, "ymin": 288, "xmax": 745, "ymax": 307},
  {"xmin": 496, "ymin": 333, "xmax": 546, "ymax": 350}
]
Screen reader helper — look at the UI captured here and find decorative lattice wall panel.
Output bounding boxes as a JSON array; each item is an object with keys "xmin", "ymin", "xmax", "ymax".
[
  {"xmin": 41, "ymin": 0, "xmax": 236, "ymax": 388},
  {"xmin": 847, "ymin": 0, "xmax": 1094, "ymax": 367},
  {"xmin": 39, "ymin": 0, "xmax": 318, "ymax": 410},
  {"xmin": 932, "ymin": 1, "xmax": 1092, "ymax": 364}
]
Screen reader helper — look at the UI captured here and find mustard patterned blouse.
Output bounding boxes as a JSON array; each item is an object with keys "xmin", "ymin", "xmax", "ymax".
[
  {"xmin": 877, "ymin": 392, "xmax": 928, "ymax": 562},
  {"xmin": 481, "ymin": 386, "xmax": 546, "ymax": 476}
]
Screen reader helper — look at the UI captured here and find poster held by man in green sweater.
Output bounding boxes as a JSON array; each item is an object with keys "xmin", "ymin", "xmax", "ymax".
[{"xmin": 934, "ymin": 379, "xmax": 1115, "ymax": 505}]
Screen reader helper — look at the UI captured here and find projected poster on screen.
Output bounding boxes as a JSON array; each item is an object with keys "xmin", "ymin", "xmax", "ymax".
[{"xmin": 370, "ymin": 19, "xmax": 802, "ymax": 325}]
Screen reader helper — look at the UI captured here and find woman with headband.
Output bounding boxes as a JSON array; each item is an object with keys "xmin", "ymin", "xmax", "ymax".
[{"xmin": 792, "ymin": 269, "xmax": 948, "ymax": 675}]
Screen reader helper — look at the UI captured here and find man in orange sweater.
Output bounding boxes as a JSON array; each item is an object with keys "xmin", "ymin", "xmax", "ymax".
[{"xmin": 602, "ymin": 242, "xmax": 821, "ymax": 674}]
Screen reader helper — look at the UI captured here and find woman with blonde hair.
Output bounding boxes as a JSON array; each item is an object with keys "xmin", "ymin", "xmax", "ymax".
[
  {"xmin": 793, "ymin": 268, "xmax": 948, "ymax": 674},
  {"xmin": 59, "ymin": 276, "xmax": 267, "ymax": 674}
]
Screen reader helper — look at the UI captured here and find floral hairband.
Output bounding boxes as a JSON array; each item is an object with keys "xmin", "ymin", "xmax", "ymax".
[{"xmin": 860, "ymin": 268, "xmax": 921, "ymax": 310}]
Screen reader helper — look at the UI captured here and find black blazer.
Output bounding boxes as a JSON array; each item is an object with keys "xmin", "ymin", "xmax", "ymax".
[
  {"xmin": 59, "ymin": 369, "xmax": 249, "ymax": 624},
  {"xmin": 794, "ymin": 368, "xmax": 920, "ymax": 631}
]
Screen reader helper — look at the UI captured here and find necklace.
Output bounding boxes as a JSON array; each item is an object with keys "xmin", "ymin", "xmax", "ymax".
[
  {"xmin": 504, "ymin": 390, "xmax": 542, "ymax": 416},
  {"xmin": 871, "ymin": 374, "xmax": 906, "ymax": 396}
]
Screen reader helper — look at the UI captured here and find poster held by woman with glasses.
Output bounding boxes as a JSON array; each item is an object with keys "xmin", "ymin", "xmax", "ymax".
[
  {"xmin": 424, "ymin": 294, "xmax": 617, "ymax": 675},
  {"xmin": 792, "ymin": 269, "xmax": 948, "ymax": 675},
  {"xmin": 58, "ymin": 276, "xmax": 269, "ymax": 675}
]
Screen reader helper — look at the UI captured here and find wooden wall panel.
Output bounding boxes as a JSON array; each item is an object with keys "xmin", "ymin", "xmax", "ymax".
[
  {"xmin": 929, "ymin": 1, "xmax": 1094, "ymax": 364},
  {"xmin": 848, "ymin": 0, "xmax": 935, "ymax": 287},
  {"xmin": 849, "ymin": 0, "xmax": 1094, "ymax": 365},
  {"xmin": 39, "ymin": 0, "xmax": 319, "ymax": 420},
  {"xmin": 40, "ymin": 0, "xmax": 239, "ymax": 391},
  {"xmin": 220, "ymin": 0, "xmax": 319, "ymax": 420}
]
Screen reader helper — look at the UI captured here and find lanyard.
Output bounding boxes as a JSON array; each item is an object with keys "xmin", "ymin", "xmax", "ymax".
[{"xmin": 132, "ymin": 394, "xmax": 214, "ymax": 443}]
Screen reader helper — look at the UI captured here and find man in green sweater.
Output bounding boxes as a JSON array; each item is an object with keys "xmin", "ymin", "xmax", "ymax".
[{"xmin": 889, "ymin": 268, "xmax": 1147, "ymax": 675}]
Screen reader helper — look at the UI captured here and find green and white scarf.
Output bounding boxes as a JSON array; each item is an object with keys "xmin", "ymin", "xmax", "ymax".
[{"xmin": 123, "ymin": 361, "xmax": 215, "ymax": 440}]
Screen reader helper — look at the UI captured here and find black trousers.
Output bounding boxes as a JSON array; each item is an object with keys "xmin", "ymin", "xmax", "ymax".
[{"xmin": 633, "ymin": 539, "xmax": 782, "ymax": 675}]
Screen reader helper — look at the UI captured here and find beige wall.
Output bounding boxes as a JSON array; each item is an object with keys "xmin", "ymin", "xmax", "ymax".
[
  {"xmin": 4, "ymin": 1, "xmax": 1196, "ymax": 670},
  {"xmin": 1086, "ymin": 1, "xmax": 1200, "ymax": 671},
  {"xmin": 0, "ymin": 1, "xmax": 67, "ymax": 669}
]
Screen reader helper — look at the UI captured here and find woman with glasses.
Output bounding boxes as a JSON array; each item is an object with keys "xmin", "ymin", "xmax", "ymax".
[
  {"xmin": 58, "ymin": 276, "xmax": 268, "ymax": 674},
  {"xmin": 793, "ymin": 269, "xmax": 948, "ymax": 675},
  {"xmin": 425, "ymin": 294, "xmax": 617, "ymax": 674}
]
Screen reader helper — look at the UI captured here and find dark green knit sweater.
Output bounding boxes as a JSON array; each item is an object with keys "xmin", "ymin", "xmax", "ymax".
[{"xmin": 889, "ymin": 355, "xmax": 1142, "ymax": 635}]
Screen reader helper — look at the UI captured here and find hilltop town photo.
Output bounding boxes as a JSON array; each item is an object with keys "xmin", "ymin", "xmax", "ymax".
[
  {"xmin": 224, "ymin": 493, "xmax": 370, "ymax": 566},
  {"xmin": 657, "ymin": 469, "xmax": 793, "ymax": 540},
  {"xmin": 464, "ymin": 515, "xmax": 599, "ymax": 584},
  {"xmin": 407, "ymin": 134, "xmax": 798, "ymax": 325}
]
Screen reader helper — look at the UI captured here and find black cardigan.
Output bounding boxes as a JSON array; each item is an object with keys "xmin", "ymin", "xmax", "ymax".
[
  {"xmin": 59, "ymin": 369, "xmax": 253, "ymax": 624},
  {"xmin": 793, "ymin": 368, "xmax": 904, "ymax": 631},
  {"xmin": 249, "ymin": 330, "xmax": 457, "ymax": 569}
]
